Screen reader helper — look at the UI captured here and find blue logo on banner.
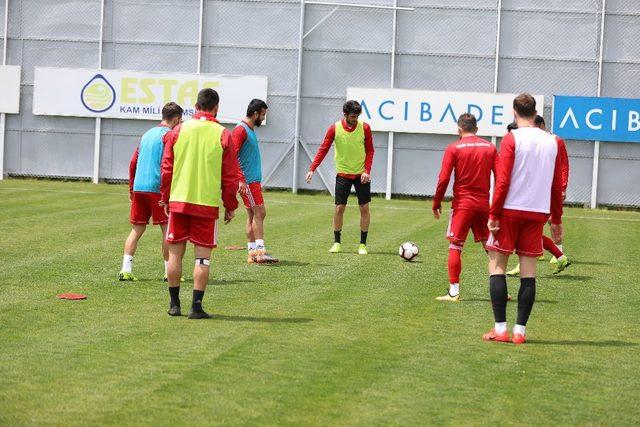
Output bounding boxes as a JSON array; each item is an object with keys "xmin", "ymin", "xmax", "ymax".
[{"xmin": 552, "ymin": 95, "xmax": 640, "ymax": 143}]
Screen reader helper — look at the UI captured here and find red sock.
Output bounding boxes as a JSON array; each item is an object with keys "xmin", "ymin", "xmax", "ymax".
[
  {"xmin": 542, "ymin": 235, "xmax": 563, "ymax": 258},
  {"xmin": 448, "ymin": 247, "xmax": 462, "ymax": 284}
]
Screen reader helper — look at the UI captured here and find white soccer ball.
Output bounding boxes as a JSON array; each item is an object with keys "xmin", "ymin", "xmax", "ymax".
[{"xmin": 399, "ymin": 242, "xmax": 419, "ymax": 261}]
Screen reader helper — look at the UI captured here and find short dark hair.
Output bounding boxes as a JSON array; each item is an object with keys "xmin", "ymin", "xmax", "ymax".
[
  {"xmin": 247, "ymin": 99, "xmax": 268, "ymax": 117},
  {"xmin": 196, "ymin": 88, "xmax": 219, "ymax": 112},
  {"xmin": 457, "ymin": 113, "xmax": 477, "ymax": 133},
  {"xmin": 343, "ymin": 100, "xmax": 362, "ymax": 116},
  {"xmin": 534, "ymin": 114, "xmax": 545, "ymax": 127},
  {"xmin": 507, "ymin": 121, "xmax": 518, "ymax": 132},
  {"xmin": 161, "ymin": 102, "xmax": 183, "ymax": 120},
  {"xmin": 513, "ymin": 93, "xmax": 537, "ymax": 118}
]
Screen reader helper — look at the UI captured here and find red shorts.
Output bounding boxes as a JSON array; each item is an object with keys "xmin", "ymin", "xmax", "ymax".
[
  {"xmin": 241, "ymin": 182, "xmax": 264, "ymax": 209},
  {"xmin": 166, "ymin": 212, "xmax": 218, "ymax": 248},
  {"xmin": 446, "ymin": 208, "xmax": 489, "ymax": 246},
  {"xmin": 486, "ymin": 216, "xmax": 545, "ymax": 257},
  {"xmin": 130, "ymin": 192, "xmax": 168, "ymax": 225}
]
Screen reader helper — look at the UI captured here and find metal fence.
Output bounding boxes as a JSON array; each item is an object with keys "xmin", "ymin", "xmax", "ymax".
[{"xmin": 2, "ymin": 0, "xmax": 640, "ymax": 207}]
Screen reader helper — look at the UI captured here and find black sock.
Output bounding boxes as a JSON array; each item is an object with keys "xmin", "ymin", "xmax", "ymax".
[
  {"xmin": 516, "ymin": 278, "xmax": 536, "ymax": 326},
  {"xmin": 489, "ymin": 274, "xmax": 508, "ymax": 323},
  {"xmin": 192, "ymin": 290, "xmax": 205, "ymax": 312},
  {"xmin": 360, "ymin": 231, "xmax": 368, "ymax": 245},
  {"xmin": 168, "ymin": 286, "xmax": 180, "ymax": 306},
  {"xmin": 334, "ymin": 230, "xmax": 342, "ymax": 244}
]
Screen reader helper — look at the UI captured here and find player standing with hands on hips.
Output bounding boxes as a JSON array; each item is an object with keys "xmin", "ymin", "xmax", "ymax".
[
  {"xmin": 160, "ymin": 88, "xmax": 239, "ymax": 319},
  {"xmin": 233, "ymin": 99, "xmax": 279, "ymax": 264},
  {"xmin": 306, "ymin": 100, "xmax": 375, "ymax": 254},
  {"xmin": 484, "ymin": 93, "xmax": 564, "ymax": 344}
]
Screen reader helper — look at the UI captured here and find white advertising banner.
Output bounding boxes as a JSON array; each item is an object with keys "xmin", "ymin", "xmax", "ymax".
[
  {"xmin": 33, "ymin": 67, "xmax": 268, "ymax": 124},
  {"xmin": 347, "ymin": 87, "xmax": 544, "ymax": 137},
  {"xmin": 0, "ymin": 65, "xmax": 22, "ymax": 114}
]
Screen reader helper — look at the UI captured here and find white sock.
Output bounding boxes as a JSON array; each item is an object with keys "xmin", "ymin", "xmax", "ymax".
[
  {"xmin": 449, "ymin": 283, "xmax": 459, "ymax": 297},
  {"xmin": 495, "ymin": 322, "xmax": 507, "ymax": 333},
  {"xmin": 513, "ymin": 324, "xmax": 526, "ymax": 336},
  {"xmin": 557, "ymin": 244, "xmax": 563, "ymax": 253},
  {"xmin": 248, "ymin": 242, "xmax": 257, "ymax": 252},
  {"xmin": 122, "ymin": 255, "xmax": 133, "ymax": 273},
  {"xmin": 164, "ymin": 261, "xmax": 168, "ymax": 275},
  {"xmin": 256, "ymin": 239, "xmax": 265, "ymax": 249}
]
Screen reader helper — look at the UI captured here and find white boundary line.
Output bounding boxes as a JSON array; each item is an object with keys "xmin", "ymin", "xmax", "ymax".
[{"xmin": 1, "ymin": 186, "xmax": 639, "ymax": 222}]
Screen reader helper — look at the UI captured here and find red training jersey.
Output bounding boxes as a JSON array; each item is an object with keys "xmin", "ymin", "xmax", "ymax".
[
  {"xmin": 490, "ymin": 127, "xmax": 564, "ymax": 224},
  {"xmin": 432, "ymin": 135, "xmax": 497, "ymax": 212},
  {"xmin": 160, "ymin": 112, "xmax": 239, "ymax": 218},
  {"xmin": 309, "ymin": 119, "xmax": 375, "ymax": 179}
]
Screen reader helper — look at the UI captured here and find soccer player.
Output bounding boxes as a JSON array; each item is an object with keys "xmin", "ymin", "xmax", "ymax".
[
  {"xmin": 160, "ymin": 88, "xmax": 239, "ymax": 319},
  {"xmin": 484, "ymin": 93, "xmax": 564, "ymax": 344},
  {"xmin": 432, "ymin": 113, "xmax": 497, "ymax": 302},
  {"xmin": 306, "ymin": 100, "xmax": 375, "ymax": 254},
  {"xmin": 506, "ymin": 115, "xmax": 571, "ymax": 276},
  {"xmin": 119, "ymin": 102, "xmax": 183, "ymax": 281},
  {"xmin": 233, "ymin": 99, "xmax": 278, "ymax": 264}
]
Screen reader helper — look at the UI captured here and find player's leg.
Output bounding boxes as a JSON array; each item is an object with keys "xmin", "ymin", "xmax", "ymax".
[
  {"xmin": 483, "ymin": 250, "xmax": 511, "ymax": 341},
  {"xmin": 331, "ymin": 176, "xmax": 351, "ymax": 253},
  {"xmin": 165, "ymin": 211, "xmax": 190, "ymax": 315},
  {"xmin": 120, "ymin": 192, "xmax": 151, "ymax": 281},
  {"xmin": 120, "ymin": 224, "xmax": 146, "ymax": 281},
  {"xmin": 160, "ymin": 223, "xmax": 169, "ymax": 275},
  {"xmin": 354, "ymin": 178, "xmax": 371, "ymax": 255},
  {"xmin": 543, "ymin": 235, "xmax": 571, "ymax": 273},
  {"xmin": 513, "ymin": 255, "xmax": 537, "ymax": 343},
  {"xmin": 357, "ymin": 203, "xmax": 370, "ymax": 254},
  {"xmin": 190, "ymin": 245, "xmax": 213, "ymax": 319},
  {"xmin": 252, "ymin": 204, "xmax": 278, "ymax": 263},
  {"xmin": 241, "ymin": 183, "xmax": 258, "ymax": 262},
  {"xmin": 149, "ymin": 193, "xmax": 172, "ymax": 280},
  {"xmin": 166, "ymin": 241, "xmax": 186, "ymax": 316},
  {"xmin": 187, "ymin": 216, "xmax": 218, "ymax": 319},
  {"xmin": 483, "ymin": 217, "xmax": 516, "ymax": 342},
  {"xmin": 510, "ymin": 220, "xmax": 545, "ymax": 344},
  {"xmin": 245, "ymin": 208, "xmax": 258, "ymax": 263},
  {"xmin": 436, "ymin": 209, "xmax": 470, "ymax": 301}
]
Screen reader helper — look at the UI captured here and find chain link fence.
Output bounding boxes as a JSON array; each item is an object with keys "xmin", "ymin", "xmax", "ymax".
[{"xmin": 2, "ymin": 0, "xmax": 640, "ymax": 207}]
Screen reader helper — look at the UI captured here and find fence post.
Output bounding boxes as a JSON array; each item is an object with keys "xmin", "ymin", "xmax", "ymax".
[
  {"xmin": 92, "ymin": 0, "xmax": 105, "ymax": 184},
  {"xmin": 385, "ymin": 0, "xmax": 398, "ymax": 200},
  {"xmin": 591, "ymin": 0, "xmax": 606, "ymax": 208},
  {"xmin": 292, "ymin": 0, "xmax": 306, "ymax": 193},
  {"xmin": 0, "ymin": 0, "xmax": 10, "ymax": 180}
]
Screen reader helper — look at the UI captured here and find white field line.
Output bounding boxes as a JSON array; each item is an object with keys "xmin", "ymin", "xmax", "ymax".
[{"xmin": 1, "ymin": 186, "xmax": 640, "ymax": 222}]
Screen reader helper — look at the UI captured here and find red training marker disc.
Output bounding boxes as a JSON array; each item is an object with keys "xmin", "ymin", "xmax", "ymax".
[{"xmin": 56, "ymin": 293, "xmax": 87, "ymax": 300}]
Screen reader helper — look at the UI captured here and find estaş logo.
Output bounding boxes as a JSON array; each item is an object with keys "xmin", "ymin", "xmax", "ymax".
[{"xmin": 81, "ymin": 74, "xmax": 116, "ymax": 113}]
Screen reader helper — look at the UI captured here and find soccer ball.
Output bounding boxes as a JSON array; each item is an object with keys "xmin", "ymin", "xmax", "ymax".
[{"xmin": 399, "ymin": 242, "xmax": 419, "ymax": 261}]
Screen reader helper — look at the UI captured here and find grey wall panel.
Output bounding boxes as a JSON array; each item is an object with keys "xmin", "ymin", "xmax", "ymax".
[
  {"xmin": 598, "ymin": 158, "xmax": 640, "ymax": 206},
  {"xmin": 395, "ymin": 55, "xmax": 494, "ymax": 92},
  {"xmin": 397, "ymin": 7, "xmax": 496, "ymax": 56},
  {"xmin": 3, "ymin": 0, "xmax": 640, "ymax": 207},
  {"xmin": 204, "ymin": 47, "xmax": 298, "ymax": 96},
  {"xmin": 500, "ymin": 11, "xmax": 600, "ymax": 60},
  {"xmin": 205, "ymin": 0, "xmax": 300, "ymax": 49},
  {"xmin": 304, "ymin": 6, "xmax": 393, "ymax": 52}
]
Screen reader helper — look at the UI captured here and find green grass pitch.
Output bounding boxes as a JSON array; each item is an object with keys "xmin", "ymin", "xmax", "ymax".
[{"xmin": 1, "ymin": 178, "xmax": 639, "ymax": 425}]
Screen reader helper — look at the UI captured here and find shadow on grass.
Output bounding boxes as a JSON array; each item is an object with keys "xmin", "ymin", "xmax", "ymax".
[
  {"xmin": 543, "ymin": 275, "xmax": 592, "ymax": 281},
  {"xmin": 462, "ymin": 298, "xmax": 558, "ymax": 304},
  {"xmin": 270, "ymin": 260, "xmax": 329, "ymax": 267},
  {"xmin": 528, "ymin": 339, "xmax": 637, "ymax": 347},
  {"xmin": 214, "ymin": 314, "xmax": 313, "ymax": 323},
  {"xmin": 209, "ymin": 279, "xmax": 252, "ymax": 286},
  {"xmin": 570, "ymin": 260, "xmax": 611, "ymax": 266}
]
